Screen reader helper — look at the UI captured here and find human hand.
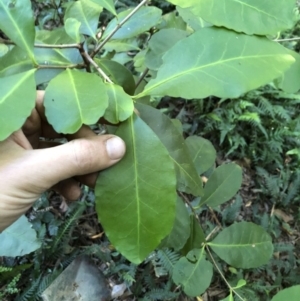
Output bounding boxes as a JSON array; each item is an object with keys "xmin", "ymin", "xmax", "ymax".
[{"xmin": 0, "ymin": 91, "xmax": 126, "ymax": 231}]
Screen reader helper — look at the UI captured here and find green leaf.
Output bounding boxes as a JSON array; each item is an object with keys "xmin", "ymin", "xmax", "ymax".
[
  {"xmin": 160, "ymin": 196, "xmax": 191, "ymax": 251},
  {"xmin": 168, "ymin": 0, "xmax": 296, "ymax": 35},
  {"xmin": 95, "ymin": 114, "xmax": 177, "ymax": 264},
  {"xmin": 271, "ymin": 286, "xmax": 300, "ymax": 301},
  {"xmin": 44, "ymin": 69, "xmax": 108, "ymax": 134},
  {"xmin": 0, "ymin": 70, "xmax": 36, "ymax": 141},
  {"xmin": 136, "ymin": 28, "xmax": 295, "ymax": 99},
  {"xmin": 103, "ymin": 6, "xmax": 162, "ymax": 40},
  {"xmin": 95, "ymin": 58, "xmax": 136, "ymax": 95},
  {"xmin": 172, "ymin": 248, "xmax": 213, "ymax": 297},
  {"xmin": 136, "ymin": 103, "xmax": 203, "ymax": 196},
  {"xmin": 199, "ymin": 163, "xmax": 242, "ymax": 208},
  {"xmin": 157, "ymin": 10, "xmax": 186, "ymax": 30},
  {"xmin": 64, "ymin": 0, "xmax": 103, "ymax": 39},
  {"xmin": 0, "ymin": 215, "xmax": 41, "ymax": 256},
  {"xmin": 103, "ymin": 83, "xmax": 134, "ymax": 124},
  {"xmin": 185, "ymin": 136, "xmax": 216, "ymax": 175},
  {"xmin": 182, "ymin": 215, "xmax": 206, "ymax": 254},
  {"xmin": 208, "ymin": 222, "xmax": 273, "ymax": 268},
  {"xmin": 220, "ymin": 293, "xmax": 234, "ymax": 301},
  {"xmin": 145, "ymin": 28, "xmax": 189, "ymax": 71},
  {"xmin": 104, "ymin": 39, "xmax": 140, "ymax": 53},
  {"xmin": 0, "ymin": 46, "xmax": 32, "ymax": 77},
  {"xmin": 177, "ymin": 6, "xmax": 211, "ymax": 31},
  {"xmin": 0, "ymin": 43, "xmax": 8, "ymax": 57},
  {"xmin": 65, "ymin": 18, "xmax": 82, "ymax": 43},
  {"xmin": 90, "ymin": 0, "xmax": 116, "ymax": 15},
  {"xmin": 0, "ymin": 0, "xmax": 35, "ymax": 61},
  {"xmin": 276, "ymin": 49, "xmax": 300, "ymax": 93}
]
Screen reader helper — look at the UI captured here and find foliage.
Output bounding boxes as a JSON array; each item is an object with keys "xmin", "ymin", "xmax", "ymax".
[{"xmin": 0, "ymin": 0, "xmax": 300, "ymax": 300}]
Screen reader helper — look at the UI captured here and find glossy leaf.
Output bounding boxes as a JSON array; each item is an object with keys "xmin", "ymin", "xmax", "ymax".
[
  {"xmin": 136, "ymin": 28, "xmax": 294, "ymax": 100},
  {"xmin": 0, "ymin": 47, "xmax": 32, "ymax": 77},
  {"xmin": 103, "ymin": 83, "xmax": 134, "ymax": 124},
  {"xmin": 103, "ymin": 6, "xmax": 162, "ymax": 40},
  {"xmin": 276, "ymin": 49, "xmax": 300, "ymax": 93},
  {"xmin": 64, "ymin": 0, "xmax": 103, "ymax": 39},
  {"xmin": 199, "ymin": 163, "xmax": 242, "ymax": 208},
  {"xmin": 208, "ymin": 222, "xmax": 273, "ymax": 268},
  {"xmin": 90, "ymin": 0, "xmax": 116, "ymax": 15},
  {"xmin": 0, "ymin": 70, "xmax": 36, "ymax": 141},
  {"xmin": 182, "ymin": 216, "xmax": 206, "ymax": 254},
  {"xmin": 145, "ymin": 28, "xmax": 188, "ymax": 70},
  {"xmin": 95, "ymin": 114, "xmax": 177, "ymax": 264},
  {"xmin": 167, "ymin": 0, "xmax": 296, "ymax": 35},
  {"xmin": 95, "ymin": 58, "xmax": 136, "ymax": 95},
  {"xmin": 185, "ymin": 136, "xmax": 216, "ymax": 175},
  {"xmin": 173, "ymin": 248, "xmax": 213, "ymax": 297},
  {"xmin": 160, "ymin": 196, "xmax": 191, "ymax": 251},
  {"xmin": 0, "ymin": 0, "xmax": 35, "ymax": 60},
  {"xmin": 44, "ymin": 69, "xmax": 108, "ymax": 134},
  {"xmin": 65, "ymin": 18, "xmax": 82, "ymax": 43},
  {"xmin": 271, "ymin": 285, "xmax": 300, "ymax": 301},
  {"xmin": 177, "ymin": 6, "xmax": 211, "ymax": 30},
  {"xmin": 0, "ymin": 215, "xmax": 41, "ymax": 256},
  {"xmin": 136, "ymin": 103, "xmax": 203, "ymax": 196}
]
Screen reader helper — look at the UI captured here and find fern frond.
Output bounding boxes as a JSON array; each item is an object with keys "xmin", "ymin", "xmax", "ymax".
[
  {"xmin": 47, "ymin": 202, "xmax": 86, "ymax": 258},
  {"xmin": 144, "ymin": 288, "xmax": 179, "ymax": 300},
  {"xmin": 16, "ymin": 275, "xmax": 42, "ymax": 301},
  {"xmin": 155, "ymin": 249, "xmax": 180, "ymax": 276}
]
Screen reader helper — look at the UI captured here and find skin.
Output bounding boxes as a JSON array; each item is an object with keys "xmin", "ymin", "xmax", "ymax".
[{"xmin": 0, "ymin": 91, "xmax": 126, "ymax": 231}]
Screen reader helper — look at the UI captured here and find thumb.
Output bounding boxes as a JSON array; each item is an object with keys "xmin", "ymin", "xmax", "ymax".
[{"xmin": 25, "ymin": 135, "xmax": 126, "ymax": 191}]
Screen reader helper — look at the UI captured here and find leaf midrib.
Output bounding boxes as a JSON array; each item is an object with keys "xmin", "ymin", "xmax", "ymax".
[
  {"xmin": 130, "ymin": 115, "xmax": 141, "ymax": 254},
  {"xmin": 199, "ymin": 168, "xmax": 239, "ymax": 207},
  {"xmin": 171, "ymin": 157, "xmax": 202, "ymax": 195},
  {"xmin": 0, "ymin": 70, "xmax": 34, "ymax": 105},
  {"xmin": 231, "ymin": 0, "xmax": 287, "ymax": 23},
  {"xmin": 209, "ymin": 241, "xmax": 271, "ymax": 248},
  {"xmin": 67, "ymin": 69, "xmax": 83, "ymax": 122},
  {"xmin": 141, "ymin": 53, "xmax": 290, "ymax": 96},
  {"xmin": 0, "ymin": 2, "xmax": 34, "ymax": 60}
]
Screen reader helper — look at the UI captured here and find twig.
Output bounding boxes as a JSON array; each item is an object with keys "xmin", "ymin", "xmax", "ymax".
[
  {"xmin": 34, "ymin": 43, "xmax": 81, "ymax": 49},
  {"xmin": 274, "ymin": 37, "xmax": 300, "ymax": 42},
  {"xmin": 205, "ymin": 226, "xmax": 220, "ymax": 241},
  {"xmin": 81, "ymin": 51, "xmax": 113, "ymax": 83},
  {"xmin": 91, "ymin": 0, "xmax": 149, "ymax": 57},
  {"xmin": 208, "ymin": 207, "xmax": 223, "ymax": 229},
  {"xmin": 0, "ymin": 38, "xmax": 81, "ymax": 49},
  {"xmin": 37, "ymin": 63, "xmax": 85, "ymax": 69},
  {"xmin": 178, "ymin": 191, "xmax": 201, "ymax": 223},
  {"xmin": 135, "ymin": 68, "xmax": 149, "ymax": 90},
  {"xmin": 205, "ymin": 246, "xmax": 246, "ymax": 301}
]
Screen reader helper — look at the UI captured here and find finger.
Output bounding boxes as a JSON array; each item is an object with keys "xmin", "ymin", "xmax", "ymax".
[
  {"xmin": 53, "ymin": 178, "xmax": 81, "ymax": 201},
  {"xmin": 8, "ymin": 130, "xmax": 33, "ymax": 150},
  {"xmin": 21, "ymin": 135, "xmax": 125, "ymax": 193}
]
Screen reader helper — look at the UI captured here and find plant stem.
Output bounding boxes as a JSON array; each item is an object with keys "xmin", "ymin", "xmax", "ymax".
[
  {"xmin": 37, "ymin": 64, "xmax": 85, "ymax": 69},
  {"xmin": 135, "ymin": 68, "xmax": 149, "ymax": 89},
  {"xmin": 91, "ymin": 0, "xmax": 149, "ymax": 57},
  {"xmin": 178, "ymin": 191, "xmax": 201, "ymax": 223},
  {"xmin": 81, "ymin": 51, "xmax": 113, "ymax": 83},
  {"xmin": 0, "ymin": 38, "xmax": 81, "ymax": 49},
  {"xmin": 274, "ymin": 37, "xmax": 300, "ymax": 42},
  {"xmin": 34, "ymin": 43, "xmax": 81, "ymax": 49},
  {"xmin": 205, "ymin": 246, "xmax": 246, "ymax": 301}
]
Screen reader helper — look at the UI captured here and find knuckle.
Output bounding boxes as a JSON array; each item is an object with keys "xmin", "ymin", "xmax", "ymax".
[{"xmin": 71, "ymin": 139, "xmax": 95, "ymax": 171}]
